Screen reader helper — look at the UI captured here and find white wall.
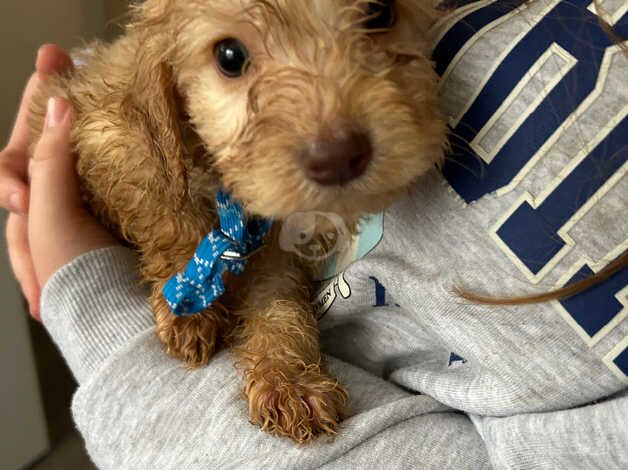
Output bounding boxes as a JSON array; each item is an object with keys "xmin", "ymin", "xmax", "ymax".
[{"xmin": 0, "ymin": 2, "xmax": 112, "ymax": 468}]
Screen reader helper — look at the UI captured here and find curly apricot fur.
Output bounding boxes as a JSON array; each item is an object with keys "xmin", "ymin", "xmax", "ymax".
[{"xmin": 29, "ymin": 0, "xmax": 445, "ymax": 443}]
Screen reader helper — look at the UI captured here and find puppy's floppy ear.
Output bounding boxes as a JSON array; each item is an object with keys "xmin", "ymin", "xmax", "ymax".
[{"xmin": 120, "ymin": 1, "xmax": 188, "ymax": 207}]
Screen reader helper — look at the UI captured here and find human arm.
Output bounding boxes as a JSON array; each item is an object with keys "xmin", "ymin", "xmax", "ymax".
[{"xmin": 44, "ymin": 250, "xmax": 488, "ymax": 469}]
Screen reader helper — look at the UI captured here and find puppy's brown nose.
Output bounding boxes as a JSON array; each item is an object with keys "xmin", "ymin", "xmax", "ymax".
[{"xmin": 300, "ymin": 131, "xmax": 372, "ymax": 186}]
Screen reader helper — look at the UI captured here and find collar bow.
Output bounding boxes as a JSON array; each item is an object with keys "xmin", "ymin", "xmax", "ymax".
[{"xmin": 163, "ymin": 191, "xmax": 273, "ymax": 316}]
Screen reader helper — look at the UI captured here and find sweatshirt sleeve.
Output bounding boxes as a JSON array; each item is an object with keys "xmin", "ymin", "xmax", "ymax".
[
  {"xmin": 40, "ymin": 246, "xmax": 154, "ymax": 384},
  {"xmin": 40, "ymin": 247, "xmax": 491, "ymax": 469},
  {"xmin": 71, "ymin": 333, "xmax": 491, "ymax": 470}
]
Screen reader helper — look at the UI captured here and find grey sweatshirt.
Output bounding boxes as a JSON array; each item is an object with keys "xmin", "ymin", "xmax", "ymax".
[{"xmin": 40, "ymin": 1, "xmax": 627, "ymax": 469}]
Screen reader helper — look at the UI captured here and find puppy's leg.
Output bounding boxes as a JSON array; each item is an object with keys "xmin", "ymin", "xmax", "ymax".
[
  {"xmin": 143, "ymin": 247, "xmax": 233, "ymax": 368},
  {"xmin": 233, "ymin": 251, "xmax": 348, "ymax": 443},
  {"xmin": 152, "ymin": 285, "xmax": 232, "ymax": 367}
]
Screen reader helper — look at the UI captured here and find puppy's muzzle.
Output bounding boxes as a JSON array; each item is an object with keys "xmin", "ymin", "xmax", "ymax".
[{"xmin": 299, "ymin": 128, "xmax": 372, "ymax": 186}]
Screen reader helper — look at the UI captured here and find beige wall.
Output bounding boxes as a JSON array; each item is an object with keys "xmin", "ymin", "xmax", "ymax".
[
  {"xmin": 106, "ymin": 0, "xmax": 130, "ymax": 24},
  {"xmin": 0, "ymin": 0, "xmax": 129, "ymax": 142},
  {"xmin": 0, "ymin": 1, "xmax": 110, "ymax": 144},
  {"xmin": 0, "ymin": 2, "xmax": 124, "ymax": 468}
]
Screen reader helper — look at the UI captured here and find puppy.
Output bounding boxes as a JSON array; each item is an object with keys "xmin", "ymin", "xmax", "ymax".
[{"xmin": 31, "ymin": 0, "xmax": 446, "ymax": 443}]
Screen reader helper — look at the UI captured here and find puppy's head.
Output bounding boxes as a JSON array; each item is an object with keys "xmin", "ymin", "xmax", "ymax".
[{"xmin": 131, "ymin": 0, "xmax": 445, "ymax": 222}]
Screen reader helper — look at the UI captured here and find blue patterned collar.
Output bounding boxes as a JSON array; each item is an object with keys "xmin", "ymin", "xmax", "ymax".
[{"xmin": 163, "ymin": 191, "xmax": 273, "ymax": 316}]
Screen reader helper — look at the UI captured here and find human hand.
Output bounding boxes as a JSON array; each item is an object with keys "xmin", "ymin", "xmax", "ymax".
[
  {"xmin": 1, "ymin": 44, "xmax": 73, "ymax": 319},
  {"xmin": 2, "ymin": 44, "xmax": 116, "ymax": 320}
]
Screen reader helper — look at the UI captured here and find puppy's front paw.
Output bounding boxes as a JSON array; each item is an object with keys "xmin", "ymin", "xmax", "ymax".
[
  {"xmin": 244, "ymin": 361, "xmax": 348, "ymax": 444},
  {"xmin": 154, "ymin": 297, "xmax": 229, "ymax": 367}
]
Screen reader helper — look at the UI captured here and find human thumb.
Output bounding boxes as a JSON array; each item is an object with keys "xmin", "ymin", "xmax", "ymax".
[
  {"xmin": 30, "ymin": 98, "xmax": 81, "ymax": 206},
  {"xmin": 30, "ymin": 97, "xmax": 81, "ymax": 213},
  {"xmin": 29, "ymin": 97, "xmax": 114, "ymax": 287},
  {"xmin": 29, "ymin": 97, "xmax": 82, "ymax": 285}
]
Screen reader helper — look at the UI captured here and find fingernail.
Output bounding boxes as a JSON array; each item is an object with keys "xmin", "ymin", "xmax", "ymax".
[
  {"xmin": 45, "ymin": 97, "xmax": 69, "ymax": 129},
  {"xmin": 9, "ymin": 192, "xmax": 25, "ymax": 214},
  {"xmin": 36, "ymin": 44, "xmax": 46, "ymax": 64}
]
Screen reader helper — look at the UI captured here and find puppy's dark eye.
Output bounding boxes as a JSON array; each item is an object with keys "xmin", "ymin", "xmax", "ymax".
[
  {"xmin": 364, "ymin": 0, "xmax": 397, "ymax": 30},
  {"xmin": 214, "ymin": 38, "xmax": 250, "ymax": 78}
]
